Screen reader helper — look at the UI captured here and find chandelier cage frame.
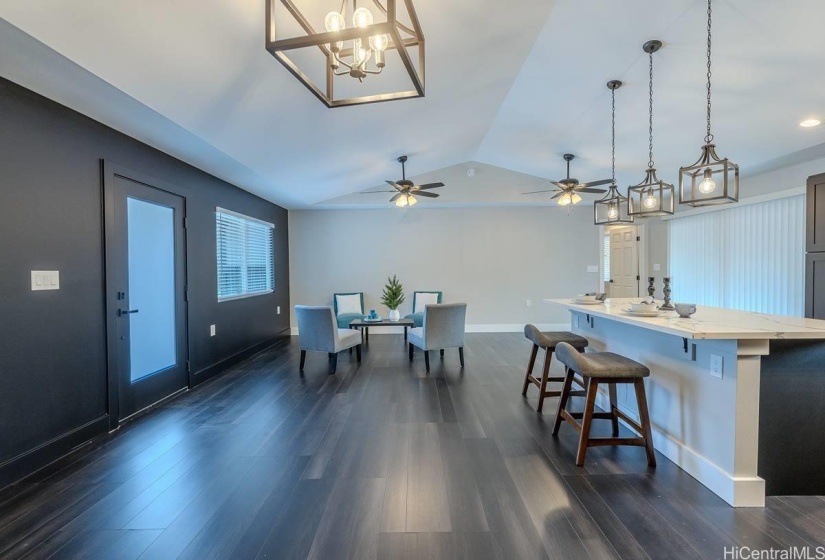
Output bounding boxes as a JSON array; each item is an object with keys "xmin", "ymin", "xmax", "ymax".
[{"xmin": 265, "ymin": 0, "xmax": 425, "ymax": 108}]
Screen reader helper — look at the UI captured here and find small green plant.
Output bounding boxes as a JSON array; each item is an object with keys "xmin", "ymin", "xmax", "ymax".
[{"xmin": 381, "ymin": 275, "xmax": 406, "ymax": 310}]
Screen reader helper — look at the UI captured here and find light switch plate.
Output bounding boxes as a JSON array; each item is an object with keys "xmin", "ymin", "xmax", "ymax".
[
  {"xmin": 277, "ymin": 306, "xmax": 281, "ymax": 314},
  {"xmin": 31, "ymin": 271, "xmax": 59, "ymax": 291},
  {"xmin": 587, "ymin": 265, "xmax": 599, "ymax": 273},
  {"xmin": 210, "ymin": 324, "xmax": 216, "ymax": 337},
  {"xmin": 710, "ymin": 354, "xmax": 724, "ymax": 378}
]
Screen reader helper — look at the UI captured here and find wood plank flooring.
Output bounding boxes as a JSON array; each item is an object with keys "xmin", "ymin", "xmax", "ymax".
[{"xmin": 1, "ymin": 333, "xmax": 824, "ymax": 559}]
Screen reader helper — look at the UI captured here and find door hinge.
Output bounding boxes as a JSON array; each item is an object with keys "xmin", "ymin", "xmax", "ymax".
[
  {"xmin": 636, "ymin": 236, "xmax": 640, "ymax": 241},
  {"xmin": 184, "ymin": 217, "xmax": 189, "ymax": 228},
  {"xmin": 636, "ymin": 275, "xmax": 640, "ymax": 281},
  {"xmin": 186, "ymin": 360, "xmax": 191, "ymax": 373},
  {"xmin": 184, "ymin": 285, "xmax": 189, "ymax": 302}
]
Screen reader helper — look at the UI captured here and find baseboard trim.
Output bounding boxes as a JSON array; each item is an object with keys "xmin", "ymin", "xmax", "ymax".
[
  {"xmin": 290, "ymin": 323, "xmax": 568, "ymax": 335},
  {"xmin": 593, "ymin": 391, "xmax": 765, "ymax": 507},
  {"xmin": 0, "ymin": 414, "xmax": 110, "ymax": 489},
  {"xmin": 192, "ymin": 330, "xmax": 290, "ymax": 385}
]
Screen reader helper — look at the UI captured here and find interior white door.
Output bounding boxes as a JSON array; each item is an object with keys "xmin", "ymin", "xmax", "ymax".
[{"xmin": 608, "ymin": 226, "xmax": 639, "ymax": 298}]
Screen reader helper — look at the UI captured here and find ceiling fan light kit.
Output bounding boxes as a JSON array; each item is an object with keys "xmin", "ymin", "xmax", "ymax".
[
  {"xmin": 627, "ymin": 40, "xmax": 675, "ymax": 217},
  {"xmin": 594, "ymin": 80, "xmax": 634, "ymax": 225},
  {"xmin": 265, "ymin": 0, "xmax": 425, "ymax": 108},
  {"xmin": 678, "ymin": 0, "xmax": 739, "ymax": 207}
]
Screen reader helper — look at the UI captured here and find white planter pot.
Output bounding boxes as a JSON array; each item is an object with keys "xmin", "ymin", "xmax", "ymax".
[{"xmin": 388, "ymin": 309, "xmax": 401, "ymax": 322}]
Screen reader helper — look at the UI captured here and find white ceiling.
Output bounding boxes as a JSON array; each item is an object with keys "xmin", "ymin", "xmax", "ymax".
[{"xmin": 2, "ymin": 0, "xmax": 825, "ymax": 209}]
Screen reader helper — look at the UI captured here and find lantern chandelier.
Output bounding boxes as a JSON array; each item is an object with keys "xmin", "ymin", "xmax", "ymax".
[
  {"xmin": 594, "ymin": 80, "xmax": 634, "ymax": 225},
  {"xmin": 265, "ymin": 0, "xmax": 425, "ymax": 108},
  {"xmin": 678, "ymin": 0, "xmax": 739, "ymax": 206},
  {"xmin": 627, "ymin": 40, "xmax": 675, "ymax": 218}
]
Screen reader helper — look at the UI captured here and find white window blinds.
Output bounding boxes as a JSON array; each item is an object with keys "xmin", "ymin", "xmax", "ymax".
[
  {"xmin": 603, "ymin": 233, "xmax": 611, "ymax": 283},
  {"xmin": 668, "ymin": 195, "xmax": 805, "ymax": 316},
  {"xmin": 216, "ymin": 209, "xmax": 274, "ymax": 301}
]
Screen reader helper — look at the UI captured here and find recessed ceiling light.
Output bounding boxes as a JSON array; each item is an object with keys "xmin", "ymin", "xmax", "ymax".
[{"xmin": 800, "ymin": 119, "xmax": 821, "ymax": 128}]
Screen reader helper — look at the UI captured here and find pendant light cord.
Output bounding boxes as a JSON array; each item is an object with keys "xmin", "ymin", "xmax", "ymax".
[
  {"xmin": 705, "ymin": 0, "xmax": 714, "ymax": 144},
  {"xmin": 648, "ymin": 51, "xmax": 654, "ymax": 169},
  {"xmin": 611, "ymin": 87, "xmax": 616, "ymax": 187}
]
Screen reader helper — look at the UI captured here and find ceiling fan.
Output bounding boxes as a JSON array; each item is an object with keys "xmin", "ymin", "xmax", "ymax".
[
  {"xmin": 523, "ymin": 154, "xmax": 611, "ymax": 206},
  {"xmin": 361, "ymin": 155, "xmax": 445, "ymax": 207}
]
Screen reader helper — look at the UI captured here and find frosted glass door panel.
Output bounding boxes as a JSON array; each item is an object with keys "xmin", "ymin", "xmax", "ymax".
[{"xmin": 127, "ymin": 197, "xmax": 177, "ymax": 381}]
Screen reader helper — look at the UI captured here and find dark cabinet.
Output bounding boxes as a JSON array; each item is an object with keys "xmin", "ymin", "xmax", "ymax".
[
  {"xmin": 806, "ymin": 173, "xmax": 825, "ymax": 252},
  {"xmin": 806, "ymin": 172, "xmax": 825, "ymax": 318}
]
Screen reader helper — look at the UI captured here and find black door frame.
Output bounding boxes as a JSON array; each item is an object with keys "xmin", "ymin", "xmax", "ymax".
[{"xmin": 102, "ymin": 160, "xmax": 190, "ymax": 430}]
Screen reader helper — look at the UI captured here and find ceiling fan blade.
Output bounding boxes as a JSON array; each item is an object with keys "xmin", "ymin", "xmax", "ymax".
[
  {"xmin": 576, "ymin": 188, "xmax": 608, "ymax": 194},
  {"xmin": 386, "ymin": 180, "xmax": 403, "ymax": 191},
  {"xmin": 389, "ymin": 193, "xmax": 403, "ymax": 202},
  {"xmin": 549, "ymin": 181, "xmax": 569, "ymax": 189},
  {"xmin": 360, "ymin": 190, "xmax": 398, "ymax": 194},
  {"xmin": 578, "ymin": 179, "xmax": 613, "ymax": 188},
  {"xmin": 522, "ymin": 190, "xmax": 556, "ymax": 195},
  {"xmin": 414, "ymin": 191, "xmax": 439, "ymax": 198},
  {"xmin": 414, "ymin": 182, "xmax": 445, "ymax": 191},
  {"xmin": 550, "ymin": 192, "xmax": 564, "ymax": 200}
]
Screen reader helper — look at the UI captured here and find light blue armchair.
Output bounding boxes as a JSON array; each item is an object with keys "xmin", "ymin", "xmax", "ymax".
[
  {"xmin": 404, "ymin": 290, "xmax": 443, "ymax": 327},
  {"xmin": 333, "ymin": 292, "xmax": 366, "ymax": 329},
  {"xmin": 408, "ymin": 303, "xmax": 467, "ymax": 372},
  {"xmin": 295, "ymin": 305, "xmax": 362, "ymax": 374}
]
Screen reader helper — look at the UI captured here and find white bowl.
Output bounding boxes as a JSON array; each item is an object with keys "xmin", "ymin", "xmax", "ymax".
[
  {"xmin": 577, "ymin": 294, "xmax": 598, "ymax": 301},
  {"xmin": 629, "ymin": 302, "xmax": 658, "ymax": 312}
]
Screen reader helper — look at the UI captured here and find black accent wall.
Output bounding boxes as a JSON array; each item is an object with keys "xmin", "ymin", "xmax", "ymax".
[{"xmin": 0, "ymin": 77, "xmax": 290, "ymax": 486}]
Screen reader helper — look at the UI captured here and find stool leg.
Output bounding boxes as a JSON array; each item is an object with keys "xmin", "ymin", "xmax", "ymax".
[
  {"xmin": 576, "ymin": 379, "xmax": 599, "ymax": 466},
  {"xmin": 459, "ymin": 347, "xmax": 464, "ymax": 367},
  {"xmin": 634, "ymin": 379, "xmax": 657, "ymax": 467},
  {"xmin": 522, "ymin": 344, "xmax": 539, "ymax": 396},
  {"xmin": 536, "ymin": 349, "xmax": 553, "ymax": 413},
  {"xmin": 424, "ymin": 350, "xmax": 430, "ymax": 372},
  {"xmin": 552, "ymin": 367, "xmax": 574, "ymax": 435},
  {"xmin": 608, "ymin": 383, "xmax": 619, "ymax": 437}
]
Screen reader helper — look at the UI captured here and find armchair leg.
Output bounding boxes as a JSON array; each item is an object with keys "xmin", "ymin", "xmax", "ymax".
[
  {"xmin": 409, "ymin": 343, "xmax": 414, "ymax": 362},
  {"xmin": 300, "ymin": 350, "xmax": 306, "ymax": 372},
  {"xmin": 330, "ymin": 353, "xmax": 338, "ymax": 375},
  {"xmin": 356, "ymin": 344, "xmax": 361, "ymax": 363},
  {"xmin": 440, "ymin": 349, "xmax": 444, "ymax": 358},
  {"xmin": 424, "ymin": 350, "xmax": 430, "ymax": 372},
  {"xmin": 459, "ymin": 347, "xmax": 465, "ymax": 368},
  {"xmin": 366, "ymin": 327, "xmax": 369, "ymax": 342}
]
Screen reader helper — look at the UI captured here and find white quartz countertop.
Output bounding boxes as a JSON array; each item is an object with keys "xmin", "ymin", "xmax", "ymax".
[{"xmin": 545, "ymin": 298, "xmax": 825, "ymax": 340}]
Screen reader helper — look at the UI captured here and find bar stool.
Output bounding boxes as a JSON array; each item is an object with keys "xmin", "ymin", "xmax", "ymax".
[
  {"xmin": 521, "ymin": 325, "xmax": 589, "ymax": 412},
  {"xmin": 552, "ymin": 341, "xmax": 656, "ymax": 467}
]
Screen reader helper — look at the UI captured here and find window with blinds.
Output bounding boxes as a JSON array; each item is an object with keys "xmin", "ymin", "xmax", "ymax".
[
  {"xmin": 216, "ymin": 208, "xmax": 274, "ymax": 301},
  {"xmin": 668, "ymin": 195, "xmax": 805, "ymax": 316}
]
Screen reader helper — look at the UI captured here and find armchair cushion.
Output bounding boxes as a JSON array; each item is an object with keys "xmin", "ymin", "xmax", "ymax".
[
  {"xmin": 408, "ymin": 327, "xmax": 424, "ymax": 348},
  {"xmin": 413, "ymin": 292, "xmax": 440, "ymax": 313},
  {"xmin": 336, "ymin": 313, "xmax": 365, "ymax": 329},
  {"xmin": 335, "ymin": 293, "xmax": 363, "ymax": 316},
  {"xmin": 336, "ymin": 329, "xmax": 362, "ymax": 352},
  {"xmin": 403, "ymin": 312, "xmax": 424, "ymax": 327},
  {"xmin": 408, "ymin": 303, "xmax": 467, "ymax": 351}
]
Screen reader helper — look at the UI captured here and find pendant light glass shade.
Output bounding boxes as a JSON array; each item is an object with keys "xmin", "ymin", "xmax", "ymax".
[
  {"xmin": 678, "ymin": 0, "xmax": 739, "ymax": 207},
  {"xmin": 595, "ymin": 80, "xmax": 634, "ymax": 225},
  {"xmin": 627, "ymin": 40, "xmax": 674, "ymax": 218}
]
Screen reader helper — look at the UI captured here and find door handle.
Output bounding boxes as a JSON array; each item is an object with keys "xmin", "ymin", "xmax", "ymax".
[
  {"xmin": 609, "ymin": 279, "xmax": 614, "ymax": 283},
  {"xmin": 118, "ymin": 309, "xmax": 139, "ymax": 317}
]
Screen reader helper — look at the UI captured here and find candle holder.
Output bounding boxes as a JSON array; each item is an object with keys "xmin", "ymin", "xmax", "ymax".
[
  {"xmin": 647, "ymin": 277, "xmax": 656, "ymax": 298},
  {"xmin": 660, "ymin": 277, "xmax": 675, "ymax": 310}
]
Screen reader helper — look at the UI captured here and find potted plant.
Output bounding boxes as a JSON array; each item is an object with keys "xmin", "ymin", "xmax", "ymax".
[{"xmin": 381, "ymin": 275, "xmax": 405, "ymax": 322}]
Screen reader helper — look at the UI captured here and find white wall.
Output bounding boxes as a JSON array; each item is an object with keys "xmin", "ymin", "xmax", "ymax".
[{"xmin": 288, "ymin": 206, "xmax": 601, "ymax": 330}]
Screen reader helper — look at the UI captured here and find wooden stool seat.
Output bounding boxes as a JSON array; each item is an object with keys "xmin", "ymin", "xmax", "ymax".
[
  {"xmin": 521, "ymin": 325, "xmax": 589, "ymax": 412},
  {"xmin": 551, "ymin": 341, "xmax": 656, "ymax": 467}
]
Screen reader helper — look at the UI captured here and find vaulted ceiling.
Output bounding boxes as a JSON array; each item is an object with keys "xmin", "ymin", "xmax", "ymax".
[{"xmin": 2, "ymin": 0, "xmax": 824, "ymax": 209}]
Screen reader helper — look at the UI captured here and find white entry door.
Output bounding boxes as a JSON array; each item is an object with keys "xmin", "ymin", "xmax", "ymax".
[{"xmin": 608, "ymin": 226, "xmax": 639, "ymax": 298}]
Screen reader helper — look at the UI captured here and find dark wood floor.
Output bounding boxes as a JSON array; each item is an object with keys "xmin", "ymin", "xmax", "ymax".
[{"xmin": 2, "ymin": 334, "xmax": 824, "ymax": 559}]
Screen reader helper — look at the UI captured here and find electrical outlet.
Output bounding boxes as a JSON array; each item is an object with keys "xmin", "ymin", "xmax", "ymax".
[
  {"xmin": 210, "ymin": 324, "xmax": 216, "ymax": 337},
  {"xmin": 573, "ymin": 314, "xmax": 580, "ymax": 328},
  {"xmin": 277, "ymin": 306, "xmax": 281, "ymax": 314},
  {"xmin": 587, "ymin": 265, "xmax": 599, "ymax": 273},
  {"xmin": 710, "ymin": 354, "xmax": 723, "ymax": 378},
  {"xmin": 526, "ymin": 300, "xmax": 531, "ymax": 307}
]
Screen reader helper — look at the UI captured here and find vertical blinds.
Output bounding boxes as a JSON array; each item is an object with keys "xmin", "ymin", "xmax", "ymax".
[
  {"xmin": 603, "ymin": 233, "xmax": 611, "ymax": 283},
  {"xmin": 216, "ymin": 209, "xmax": 274, "ymax": 300},
  {"xmin": 668, "ymin": 195, "xmax": 805, "ymax": 316}
]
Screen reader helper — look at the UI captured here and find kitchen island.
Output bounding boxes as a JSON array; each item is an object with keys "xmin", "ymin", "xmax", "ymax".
[{"xmin": 546, "ymin": 298, "xmax": 825, "ymax": 507}]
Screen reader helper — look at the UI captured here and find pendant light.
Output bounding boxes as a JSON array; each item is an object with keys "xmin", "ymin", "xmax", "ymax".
[
  {"xmin": 678, "ymin": 0, "xmax": 739, "ymax": 206},
  {"xmin": 627, "ymin": 40, "xmax": 674, "ymax": 217},
  {"xmin": 595, "ymin": 80, "xmax": 634, "ymax": 225}
]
